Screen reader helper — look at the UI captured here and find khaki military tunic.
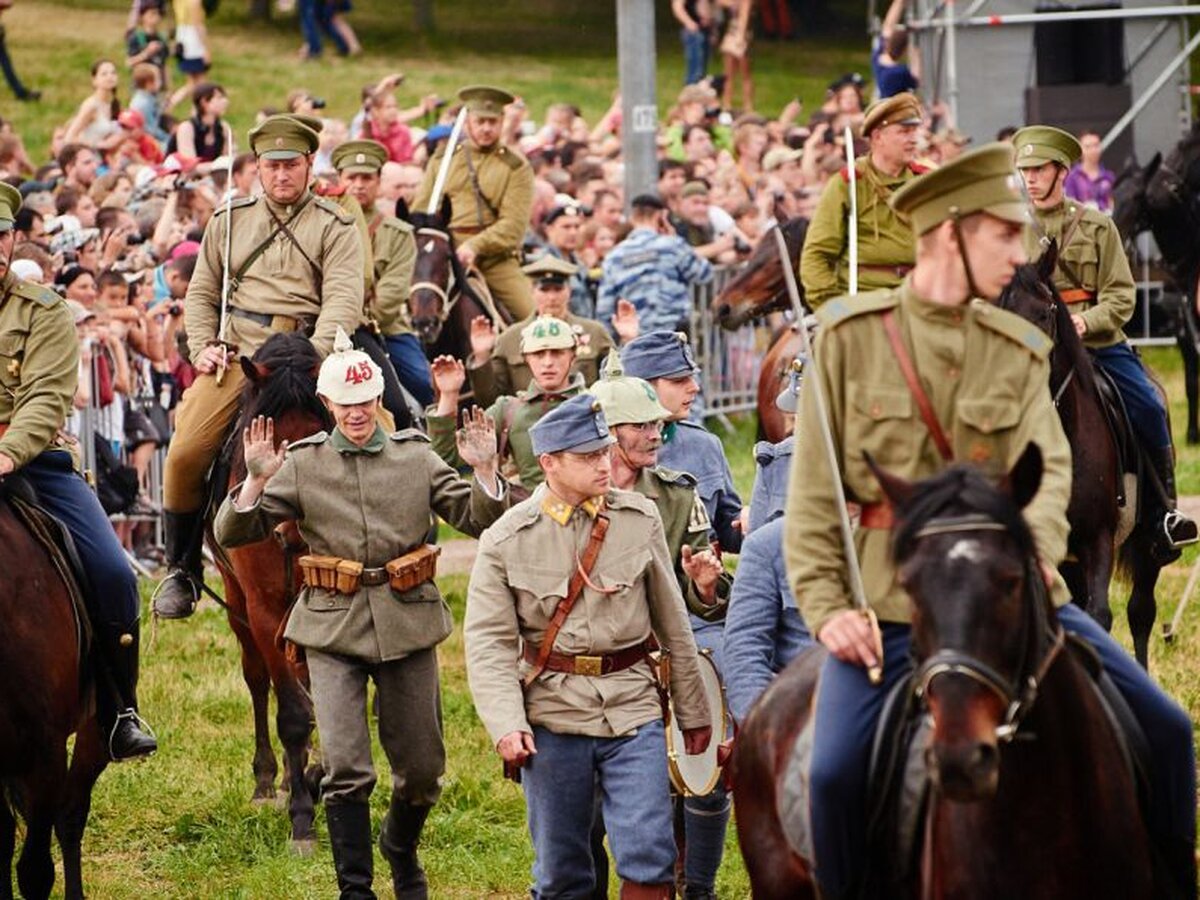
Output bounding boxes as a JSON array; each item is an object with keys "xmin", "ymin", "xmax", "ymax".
[
  {"xmin": 467, "ymin": 311, "xmax": 614, "ymax": 408},
  {"xmin": 0, "ymin": 272, "xmax": 76, "ymax": 468},
  {"xmin": 784, "ymin": 281, "xmax": 1074, "ymax": 638},
  {"xmin": 799, "ymin": 158, "xmax": 922, "ymax": 307},
  {"xmin": 213, "ymin": 427, "xmax": 505, "ymax": 661},
  {"xmin": 413, "ymin": 140, "xmax": 535, "ymax": 320},
  {"xmin": 464, "ymin": 485, "xmax": 709, "ymax": 743},
  {"xmin": 368, "ymin": 210, "xmax": 417, "ymax": 338},
  {"xmin": 428, "ymin": 373, "xmax": 586, "ymax": 488},
  {"xmin": 1024, "ymin": 200, "xmax": 1135, "ymax": 348},
  {"xmin": 184, "ymin": 190, "xmax": 365, "ymax": 361}
]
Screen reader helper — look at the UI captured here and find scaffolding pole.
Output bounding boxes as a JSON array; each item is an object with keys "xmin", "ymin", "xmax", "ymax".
[
  {"xmin": 1101, "ymin": 26, "xmax": 1200, "ymax": 151},
  {"xmin": 910, "ymin": 4, "xmax": 1200, "ymax": 30}
]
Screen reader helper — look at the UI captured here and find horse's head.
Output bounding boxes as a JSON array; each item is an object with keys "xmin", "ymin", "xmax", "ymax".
[
  {"xmin": 712, "ymin": 217, "xmax": 809, "ymax": 330},
  {"xmin": 997, "ymin": 243, "xmax": 1059, "ymax": 340},
  {"xmin": 406, "ymin": 195, "xmax": 457, "ymax": 346},
  {"xmin": 1112, "ymin": 153, "xmax": 1159, "ymax": 240},
  {"xmin": 870, "ymin": 444, "xmax": 1051, "ymax": 802},
  {"xmin": 237, "ymin": 333, "xmax": 332, "ymax": 445}
]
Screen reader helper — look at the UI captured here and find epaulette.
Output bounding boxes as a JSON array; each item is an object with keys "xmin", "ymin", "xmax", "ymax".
[
  {"xmin": 606, "ymin": 488, "xmax": 659, "ymax": 517},
  {"xmin": 650, "ymin": 465, "xmax": 697, "ymax": 489},
  {"xmin": 389, "ymin": 428, "xmax": 431, "ymax": 443},
  {"xmin": 909, "ymin": 163, "xmax": 931, "ymax": 175},
  {"xmin": 817, "ymin": 289, "xmax": 899, "ymax": 330},
  {"xmin": 288, "ymin": 431, "xmax": 329, "ymax": 450},
  {"xmin": 379, "ymin": 216, "xmax": 414, "ymax": 235},
  {"xmin": 495, "ymin": 144, "xmax": 528, "ymax": 171},
  {"xmin": 12, "ymin": 280, "xmax": 64, "ymax": 308},
  {"xmin": 213, "ymin": 195, "xmax": 257, "ymax": 218},
  {"xmin": 754, "ymin": 435, "xmax": 795, "ymax": 465},
  {"xmin": 971, "ymin": 300, "xmax": 1052, "ymax": 360},
  {"xmin": 839, "ymin": 161, "xmax": 866, "ymax": 183},
  {"xmin": 313, "ymin": 195, "xmax": 355, "ymax": 225}
]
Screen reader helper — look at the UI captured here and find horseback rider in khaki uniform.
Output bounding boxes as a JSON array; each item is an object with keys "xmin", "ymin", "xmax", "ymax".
[
  {"xmin": 215, "ymin": 327, "xmax": 508, "ymax": 899},
  {"xmin": 799, "ymin": 92, "xmax": 927, "ymax": 306},
  {"xmin": 413, "ymin": 85, "xmax": 535, "ymax": 322},
  {"xmin": 0, "ymin": 182, "xmax": 156, "ymax": 760},
  {"xmin": 1013, "ymin": 124, "xmax": 1198, "ymax": 558},
  {"xmin": 786, "ymin": 143, "xmax": 1196, "ymax": 900},
  {"xmin": 464, "ymin": 392, "xmax": 712, "ymax": 900},
  {"xmin": 467, "ymin": 255, "xmax": 640, "ymax": 408},
  {"xmin": 332, "ymin": 138, "xmax": 433, "ymax": 409},
  {"xmin": 155, "ymin": 114, "xmax": 366, "ymax": 619}
]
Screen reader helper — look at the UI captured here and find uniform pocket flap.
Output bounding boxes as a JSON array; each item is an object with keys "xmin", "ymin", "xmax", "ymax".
[
  {"xmin": 598, "ymin": 550, "xmax": 650, "ymax": 591},
  {"xmin": 392, "ymin": 580, "xmax": 441, "ymax": 603},
  {"xmin": 508, "ymin": 565, "xmax": 570, "ymax": 600},
  {"xmin": 957, "ymin": 397, "xmax": 1019, "ymax": 434},
  {"xmin": 0, "ymin": 333, "xmax": 25, "ymax": 358},
  {"xmin": 303, "ymin": 589, "xmax": 353, "ymax": 611},
  {"xmin": 851, "ymin": 384, "xmax": 913, "ymax": 421}
]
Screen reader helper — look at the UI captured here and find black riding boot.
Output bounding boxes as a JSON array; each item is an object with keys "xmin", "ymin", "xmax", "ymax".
[
  {"xmin": 94, "ymin": 622, "xmax": 157, "ymax": 761},
  {"xmin": 153, "ymin": 510, "xmax": 205, "ymax": 619},
  {"xmin": 379, "ymin": 798, "xmax": 431, "ymax": 900},
  {"xmin": 1149, "ymin": 447, "xmax": 1199, "ymax": 560},
  {"xmin": 326, "ymin": 800, "xmax": 377, "ymax": 900}
]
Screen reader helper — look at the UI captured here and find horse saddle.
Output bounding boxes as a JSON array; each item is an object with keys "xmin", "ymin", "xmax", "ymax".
[
  {"xmin": 778, "ymin": 638, "xmax": 1153, "ymax": 899},
  {"xmin": 1090, "ymin": 361, "xmax": 1140, "ymax": 505},
  {"xmin": 0, "ymin": 473, "xmax": 93, "ymax": 672}
]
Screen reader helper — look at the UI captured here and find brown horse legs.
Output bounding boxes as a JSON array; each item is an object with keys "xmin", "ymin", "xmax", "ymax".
[
  {"xmin": 619, "ymin": 881, "xmax": 673, "ymax": 899},
  {"xmin": 56, "ymin": 719, "xmax": 108, "ymax": 900}
]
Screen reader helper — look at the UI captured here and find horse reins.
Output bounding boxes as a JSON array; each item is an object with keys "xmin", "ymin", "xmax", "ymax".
[
  {"xmin": 409, "ymin": 227, "xmax": 461, "ymax": 325},
  {"xmin": 909, "ymin": 514, "xmax": 1067, "ymax": 744}
]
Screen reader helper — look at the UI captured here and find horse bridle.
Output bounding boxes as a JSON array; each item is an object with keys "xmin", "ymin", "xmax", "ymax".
[
  {"xmin": 908, "ymin": 514, "xmax": 1066, "ymax": 744},
  {"xmin": 409, "ymin": 227, "xmax": 462, "ymax": 325}
]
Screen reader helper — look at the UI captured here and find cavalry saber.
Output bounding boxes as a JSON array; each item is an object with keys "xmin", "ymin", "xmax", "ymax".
[
  {"xmin": 216, "ymin": 122, "xmax": 236, "ymax": 387},
  {"xmin": 773, "ymin": 228, "xmax": 882, "ymax": 684},
  {"xmin": 426, "ymin": 107, "xmax": 468, "ymax": 215},
  {"xmin": 845, "ymin": 125, "xmax": 859, "ymax": 296}
]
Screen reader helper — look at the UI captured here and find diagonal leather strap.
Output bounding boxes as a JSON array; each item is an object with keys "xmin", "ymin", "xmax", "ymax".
[
  {"xmin": 881, "ymin": 309, "xmax": 954, "ymax": 463},
  {"xmin": 523, "ymin": 513, "xmax": 610, "ymax": 688},
  {"xmin": 1054, "ymin": 205, "xmax": 1090, "ymax": 294}
]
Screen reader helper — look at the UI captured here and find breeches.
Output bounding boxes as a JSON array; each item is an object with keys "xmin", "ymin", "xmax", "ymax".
[
  {"xmin": 385, "ymin": 333, "xmax": 434, "ymax": 407},
  {"xmin": 1092, "ymin": 342, "xmax": 1171, "ymax": 449},
  {"xmin": 163, "ymin": 369, "xmax": 245, "ymax": 512},
  {"xmin": 477, "ymin": 256, "xmax": 534, "ymax": 322},
  {"xmin": 308, "ymin": 647, "xmax": 446, "ymax": 806},
  {"xmin": 23, "ymin": 450, "xmax": 139, "ymax": 631}
]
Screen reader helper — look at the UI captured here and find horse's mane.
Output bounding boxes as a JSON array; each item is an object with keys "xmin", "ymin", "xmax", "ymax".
[
  {"xmin": 235, "ymin": 333, "xmax": 332, "ymax": 437},
  {"xmin": 1006, "ymin": 262, "xmax": 1098, "ymax": 396},
  {"xmin": 890, "ymin": 465, "xmax": 1035, "ymax": 563}
]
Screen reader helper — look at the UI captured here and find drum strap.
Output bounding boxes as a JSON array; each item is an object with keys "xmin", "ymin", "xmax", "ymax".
[{"xmin": 522, "ymin": 513, "xmax": 610, "ymax": 689}]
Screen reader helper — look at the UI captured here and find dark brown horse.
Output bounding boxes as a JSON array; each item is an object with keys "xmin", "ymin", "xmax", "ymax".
[
  {"xmin": 731, "ymin": 446, "xmax": 1152, "ymax": 899},
  {"xmin": 398, "ymin": 196, "xmax": 511, "ymax": 364},
  {"xmin": 712, "ymin": 217, "xmax": 809, "ymax": 442},
  {"xmin": 997, "ymin": 253, "xmax": 1164, "ymax": 668},
  {"xmin": 208, "ymin": 332, "xmax": 331, "ymax": 853},
  {"xmin": 0, "ymin": 481, "xmax": 107, "ymax": 900}
]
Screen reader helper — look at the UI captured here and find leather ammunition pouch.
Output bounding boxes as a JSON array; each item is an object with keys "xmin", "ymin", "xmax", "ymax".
[
  {"xmin": 299, "ymin": 544, "xmax": 441, "ymax": 596},
  {"xmin": 385, "ymin": 544, "xmax": 441, "ymax": 592}
]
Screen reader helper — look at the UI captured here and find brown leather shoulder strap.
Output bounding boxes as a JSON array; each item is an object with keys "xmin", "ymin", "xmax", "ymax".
[
  {"xmin": 523, "ymin": 513, "xmax": 610, "ymax": 688},
  {"xmin": 880, "ymin": 309, "xmax": 954, "ymax": 462},
  {"xmin": 1055, "ymin": 205, "xmax": 1090, "ymax": 294}
]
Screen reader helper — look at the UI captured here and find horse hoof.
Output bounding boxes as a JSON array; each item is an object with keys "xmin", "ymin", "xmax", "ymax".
[
  {"xmin": 250, "ymin": 793, "xmax": 276, "ymax": 808},
  {"xmin": 290, "ymin": 838, "xmax": 316, "ymax": 857}
]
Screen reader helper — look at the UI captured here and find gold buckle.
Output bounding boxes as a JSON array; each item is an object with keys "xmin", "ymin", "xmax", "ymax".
[{"xmin": 574, "ymin": 655, "xmax": 603, "ymax": 676}]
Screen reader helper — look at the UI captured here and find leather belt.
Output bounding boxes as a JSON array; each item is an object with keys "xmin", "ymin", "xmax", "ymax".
[
  {"xmin": 360, "ymin": 567, "xmax": 389, "ymax": 587},
  {"xmin": 228, "ymin": 305, "xmax": 311, "ymax": 333},
  {"xmin": 860, "ymin": 501, "xmax": 894, "ymax": 530},
  {"xmin": 859, "ymin": 264, "xmax": 913, "ymax": 279},
  {"xmin": 522, "ymin": 639, "xmax": 650, "ymax": 677},
  {"xmin": 452, "ymin": 226, "xmax": 486, "ymax": 236},
  {"xmin": 1059, "ymin": 289, "xmax": 1095, "ymax": 305}
]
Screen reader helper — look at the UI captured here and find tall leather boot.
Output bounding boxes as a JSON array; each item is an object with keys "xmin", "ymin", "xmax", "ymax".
[
  {"xmin": 618, "ymin": 881, "xmax": 673, "ymax": 899},
  {"xmin": 153, "ymin": 510, "xmax": 206, "ymax": 619},
  {"xmin": 1149, "ymin": 447, "xmax": 1199, "ymax": 560},
  {"xmin": 326, "ymin": 800, "xmax": 377, "ymax": 900},
  {"xmin": 94, "ymin": 622, "xmax": 157, "ymax": 761},
  {"xmin": 379, "ymin": 798, "xmax": 431, "ymax": 899}
]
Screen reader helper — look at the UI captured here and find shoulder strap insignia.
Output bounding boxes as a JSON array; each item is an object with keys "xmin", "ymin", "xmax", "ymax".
[
  {"xmin": 971, "ymin": 301, "xmax": 1052, "ymax": 360},
  {"xmin": 389, "ymin": 428, "xmax": 431, "ymax": 443},
  {"xmin": 213, "ymin": 195, "xmax": 257, "ymax": 217},
  {"xmin": 839, "ymin": 160, "xmax": 867, "ymax": 183},
  {"xmin": 909, "ymin": 163, "xmax": 931, "ymax": 176},
  {"xmin": 288, "ymin": 430, "xmax": 329, "ymax": 450},
  {"xmin": 313, "ymin": 195, "xmax": 355, "ymax": 224},
  {"xmin": 651, "ymin": 465, "xmax": 697, "ymax": 488},
  {"xmin": 817, "ymin": 288, "xmax": 900, "ymax": 330},
  {"xmin": 381, "ymin": 216, "xmax": 415, "ymax": 235},
  {"xmin": 498, "ymin": 146, "xmax": 528, "ymax": 171},
  {"xmin": 12, "ymin": 280, "xmax": 64, "ymax": 307}
]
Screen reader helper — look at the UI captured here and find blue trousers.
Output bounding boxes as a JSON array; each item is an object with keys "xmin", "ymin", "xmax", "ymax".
[
  {"xmin": 808, "ymin": 613, "xmax": 1196, "ymax": 898},
  {"xmin": 385, "ymin": 333, "xmax": 434, "ymax": 408},
  {"xmin": 298, "ymin": 0, "xmax": 348, "ymax": 56},
  {"xmin": 23, "ymin": 450, "xmax": 139, "ymax": 631},
  {"xmin": 1093, "ymin": 342, "xmax": 1171, "ymax": 449},
  {"xmin": 524, "ymin": 722, "xmax": 676, "ymax": 897},
  {"xmin": 682, "ymin": 28, "xmax": 709, "ymax": 85}
]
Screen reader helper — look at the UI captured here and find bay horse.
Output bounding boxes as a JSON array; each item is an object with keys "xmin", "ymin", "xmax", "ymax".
[
  {"xmin": 207, "ymin": 332, "xmax": 331, "ymax": 853},
  {"xmin": 1113, "ymin": 125, "xmax": 1200, "ymax": 444},
  {"xmin": 397, "ymin": 196, "xmax": 510, "ymax": 365},
  {"xmin": 731, "ymin": 445, "xmax": 1152, "ymax": 899},
  {"xmin": 998, "ymin": 251, "xmax": 1164, "ymax": 668},
  {"xmin": 712, "ymin": 217, "xmax": 810, "ymax": 442},
  {"xmin": 0, "ymin": 480, "xmax": 107, "ymax": 900}
]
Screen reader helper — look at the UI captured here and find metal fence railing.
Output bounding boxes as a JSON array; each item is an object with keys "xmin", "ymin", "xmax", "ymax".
[{"xmin": 689, "ymin": 264, "xmax": 774, "ymax": 418}]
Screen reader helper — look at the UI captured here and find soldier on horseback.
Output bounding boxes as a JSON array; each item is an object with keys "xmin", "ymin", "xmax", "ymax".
[
  {"xmin": 1014, "ymin": 124, "xmax": 1199, "ymax": 559},
  {"xmin": 0, "ymin": 183, "xmax": 156, "ymax": 761},
  {"xmin": 785, "ymin": 145, "xmax": 1195, "ymax": 899},
  {"xmin": 154, "ymin": 113, "xmax": 366, "ymax": 619}
]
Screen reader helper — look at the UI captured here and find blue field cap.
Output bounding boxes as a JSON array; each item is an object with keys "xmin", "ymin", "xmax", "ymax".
[
  {"xmin": 620, "ymin": 331, "xmax": 699, "ymax": 381},
  {"xmin": 530, "ymin": 393, "xmax": 617, "ymax": 456}
]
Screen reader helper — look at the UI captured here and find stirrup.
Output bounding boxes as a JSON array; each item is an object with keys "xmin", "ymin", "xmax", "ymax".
[
  {"xmin": 1163, "ymin": 510, "xmax": 1200, "ymax": 548},
  {"xmin": 109, "ymin": 709, "xmax": 157, "ymax": 761},
  {"xmin": 151, "ymin": 568, "xmax": 199, "ymax": 618}
]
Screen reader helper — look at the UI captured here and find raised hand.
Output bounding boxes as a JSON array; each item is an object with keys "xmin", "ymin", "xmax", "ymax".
[
  {"xmin": 611, "ymin": 299, "xmax": 640, "ymax": 344},
  {"xmin": 243, "ymin": 415, "xmax": 288, "ymax": 483},
  {"xmin": 431, "ymin": 354, "xmax": 467, "ymax": 396},
  {"xmin": 456, "ymin": 406, "xmax": 499, "ymax": 470},
  {"xmin": 681, "ymin": 543, "xmax": 723, "ymax": 602},
  {"xmin": 469, "ymin": 315, "xmax": 498, "ymax": 363}
]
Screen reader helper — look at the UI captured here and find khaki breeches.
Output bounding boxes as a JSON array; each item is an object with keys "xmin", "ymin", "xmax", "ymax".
[
  {"xmin": 163, "ymin": 369, "xmax": 246, "ymax": 513},
  {"xmin": 478, "ymin": 256, "xmax": 533, "ymax": 321}
]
